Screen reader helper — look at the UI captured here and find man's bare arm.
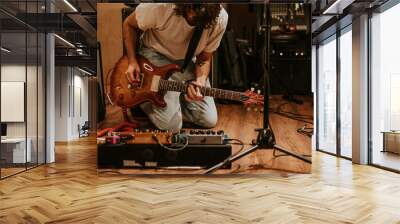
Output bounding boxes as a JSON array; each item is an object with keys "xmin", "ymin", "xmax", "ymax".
[
  {"xmin": 195, "ymin": 52, "xmax": 213, "ymax": 83},
  {"xmin": 122, "ymin": 12, "xmax": 141, "ymax": 81},
  {"xmin": 186, "ymin": 52, "xmax": 213, "ymax": 102}
]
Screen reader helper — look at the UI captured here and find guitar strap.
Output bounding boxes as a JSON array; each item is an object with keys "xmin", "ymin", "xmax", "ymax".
[{"xmin": 181, "ymin": 25, "xmax": 204, "ymax": 72}]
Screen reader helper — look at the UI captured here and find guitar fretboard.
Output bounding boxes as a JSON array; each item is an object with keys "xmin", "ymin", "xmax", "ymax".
[{"xmin": 158, "ymin": 79, "xmax": 246, "ymax": 102}]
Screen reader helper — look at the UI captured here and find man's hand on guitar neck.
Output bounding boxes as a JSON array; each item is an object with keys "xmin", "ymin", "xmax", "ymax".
[
  {"xmin": 185, "ymin": 52, "xmax": 212, "ymax": 102},
  {"xmin": 185, "ymin": 78, "xmax": 205, "ymax": 102}
]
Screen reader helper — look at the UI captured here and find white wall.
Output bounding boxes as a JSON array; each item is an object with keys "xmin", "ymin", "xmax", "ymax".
[
  {"xmin": 1, "ymin": 65, "xmax": 40, "ymax": 138},
  {"xmin": 1, "ymin": 63, "xmax": 45, "ymax": 164},
  {"xmin": 54, "ymin": 67, "xmax": 69, "ymax": 141},
  {"xmin": 73, "ymin": 73, "xmax": 89, "ymax": 137},
  {"xmin": 54, "ymin": 67, "xmax": 89, "ymax": 141},
  {"xmin": 1, "ymin": 65, "xmax": 26, "ymax": 139}
]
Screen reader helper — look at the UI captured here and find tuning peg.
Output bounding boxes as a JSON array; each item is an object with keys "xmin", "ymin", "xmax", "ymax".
[
  {"xmin": 260, "ymin": 107, "xmax": 264, "ymax": 112},
  {"xmin": 253, "ymin": 107, "xmax": 258, "ymax": 112},
  {"xmin": 257, "ymin": 89, "xmax": 261, "ymax": 95},
  {"xmin": 246, "ymin": 107, "xmax": 251, "ymax": 111},
  {"xmin": 251, "ymin": 87, "xmax": 255, "ymax": 92}
]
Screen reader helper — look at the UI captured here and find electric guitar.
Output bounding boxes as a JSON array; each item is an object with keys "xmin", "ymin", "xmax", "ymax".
[{"xmin": 108, "ymin": 55, "xmax": 264, "ymax": 113}]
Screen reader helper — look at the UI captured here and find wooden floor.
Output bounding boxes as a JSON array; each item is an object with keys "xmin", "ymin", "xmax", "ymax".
[
  {"xmin": 372, "ymin": 151, "xmax": 400, "ymax": 171},
  {"xmin": 1, "ymin": 137, "xmax": 400, "ymax": 223},
  {"xmin": 99, "ymin": 96, "xmax": 312, "ymax": 174},
  {"xmin": 0, "ymin": 167, "xmax": 26, "ymax": 178},
  {"xmin": 0, "ymin": 99, "xmax": 400, "ymax": 223},
  {"xmin": 1, "ymin": 163, "xmax": 43, "ymax": 178}
]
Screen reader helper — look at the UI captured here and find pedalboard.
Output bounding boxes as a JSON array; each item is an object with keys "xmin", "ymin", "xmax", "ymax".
[
  {"xmin": 97, "ymin": 143, "xmax": 232, "ymax": 169},
  {"xmin": 97, "ymin": 129, "xmax": 232, "ymax": 169}
]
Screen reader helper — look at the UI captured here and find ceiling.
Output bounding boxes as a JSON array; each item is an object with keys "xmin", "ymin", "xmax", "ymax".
[
  {"xmin": 0, "ymin": 0, "xmax": 96, "ymax": 14},
  {"xmin": 0, "ymin": 0, "xmax": 97, "ymax": 72},
  {"xmin": 1, "ymin": 0, "xmax": 391, "ymax": 72}
]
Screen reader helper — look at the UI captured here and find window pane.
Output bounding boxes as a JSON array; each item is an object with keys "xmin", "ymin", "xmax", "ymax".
[
  {"xmin": 371, "ymin": 3, "xmax": 400, "ymax": 171},
  {"xmin": 318, "ymin": 36, "xmax": 337, "ymax": 154},
  {"xmin": 38, "ymin": 32, "xmax": 46, "ymax": 165},
  {"xmin": 340, "ymin": 29, "xmax": 352, "ymax": 158},
  {"xmin": 0, "ymin": 0, "xmax": 46, "ymax": 179},
  {"xmin": 27, "ymin": 31, "xmax": 38, "ymax": 169}
]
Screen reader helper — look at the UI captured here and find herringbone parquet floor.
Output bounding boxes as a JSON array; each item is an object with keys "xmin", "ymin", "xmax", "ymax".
[
  {"xmin": 1, "ymin": 135, "xmax": 400, "ymax": 223},
  {"xmin": 1, "ymin": 100, "xmax": 400, "ymax": 223}
]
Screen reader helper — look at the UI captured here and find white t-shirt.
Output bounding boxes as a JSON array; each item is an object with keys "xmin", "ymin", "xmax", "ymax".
[{"xmin": 135, "ymin": 3, "xmax": 228, "ymax": 61}]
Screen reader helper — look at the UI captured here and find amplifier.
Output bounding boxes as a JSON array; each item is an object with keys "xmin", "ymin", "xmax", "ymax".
[{"xmin": 97, "ymin": 143, "xmax": 232, "ymax": 169}]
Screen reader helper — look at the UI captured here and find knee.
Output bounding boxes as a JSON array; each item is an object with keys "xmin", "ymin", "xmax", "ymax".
[
  {"xmin": 140, "ymin": 102, "xmax": 182, "ymax": 132},
  {"xmin": 198, "ymin": 112, "xmax": 218, "ymax": 128},
  {"xmin": 156, "ymin": 120, "xmax": 182, "ymax": 132},
  {"xmin": 152, "ymin": 113, "xmax": 182, "ymax": 132}
]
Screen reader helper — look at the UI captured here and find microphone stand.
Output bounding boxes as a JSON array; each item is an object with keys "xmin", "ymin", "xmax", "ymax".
[{"xmin": 204, "ymin": 3, "xmax": 311, "ymax": 174}]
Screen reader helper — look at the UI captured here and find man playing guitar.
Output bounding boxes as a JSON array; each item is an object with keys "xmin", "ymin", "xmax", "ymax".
[{"xmin": 123, "ymin": 3, "xmax": 228, "ymax": 132}]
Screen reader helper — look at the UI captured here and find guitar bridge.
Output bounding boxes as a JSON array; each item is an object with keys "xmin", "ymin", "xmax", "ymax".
[{"xmin": 139, "ymin": 73, "xmax": 144, "ymax": 88}]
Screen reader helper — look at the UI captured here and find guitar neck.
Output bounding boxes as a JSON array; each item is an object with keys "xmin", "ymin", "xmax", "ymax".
[{"xmin": 159, "ymin": 79, "xmax": 245, "ymax": 102}]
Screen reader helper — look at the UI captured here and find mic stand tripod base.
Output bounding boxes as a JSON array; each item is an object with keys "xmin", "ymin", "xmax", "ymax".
[
  {"xmin": 204, "ymin": 128, "xmax": 312, "ymax": 174},
  {"xmin": 203, "ymin": 4, "xmax": 312, "ymax": 175}
]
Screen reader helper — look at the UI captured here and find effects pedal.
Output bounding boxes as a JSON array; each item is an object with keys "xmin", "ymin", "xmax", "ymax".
[{"xmin": 172, "ymin": 129, "xmax": 228, "ymax": 145}]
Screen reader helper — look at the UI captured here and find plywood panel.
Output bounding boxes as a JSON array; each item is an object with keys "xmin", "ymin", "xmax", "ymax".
[{"xmin": 97, "ymin": 3, "xmax": 126, "ymax": 97}]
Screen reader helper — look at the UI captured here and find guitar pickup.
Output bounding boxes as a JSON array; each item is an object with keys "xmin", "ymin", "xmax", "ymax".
[{"xmin": 150, "ymin": 75, "xmax": 161, "ymax": 92}]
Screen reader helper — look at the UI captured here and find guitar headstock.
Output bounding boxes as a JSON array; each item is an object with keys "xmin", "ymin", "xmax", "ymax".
[{"xmin": 242, "ymin": 88, "xmax": 264, "ymax": 112}]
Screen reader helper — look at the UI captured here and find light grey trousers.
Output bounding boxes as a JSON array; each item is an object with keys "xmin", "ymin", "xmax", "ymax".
[{"xmin": 138, "ymin": 47, "xmax": 218, "ymax": 132}]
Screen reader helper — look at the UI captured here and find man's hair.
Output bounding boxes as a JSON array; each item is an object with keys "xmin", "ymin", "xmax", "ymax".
[{"xmin": 174, "ymin": 4, "xmax": 221, "ymax": 29}]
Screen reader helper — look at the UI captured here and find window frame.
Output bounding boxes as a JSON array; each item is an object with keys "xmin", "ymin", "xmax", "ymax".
[
  {"xmin": 0, "ymin": 0, "xmax": 48, "ymax": 180},
  {"xmin": 315, "ymin": 24, "xmax": 353, "ymax": 161},
  {"xmin": 367, "ymin": 0, "xmax": 400, "ymax": 173}
]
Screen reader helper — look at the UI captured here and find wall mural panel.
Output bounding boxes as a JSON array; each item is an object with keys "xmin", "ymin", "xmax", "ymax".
[{"xmin": 96, "ymin": 3, "xmax": 313, "ymax": 174}]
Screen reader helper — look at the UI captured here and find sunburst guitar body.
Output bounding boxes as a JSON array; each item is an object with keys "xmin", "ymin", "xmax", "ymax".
[{"xmin": 108, "ymin": 55, "xmax": 264, "ymax": 110}]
